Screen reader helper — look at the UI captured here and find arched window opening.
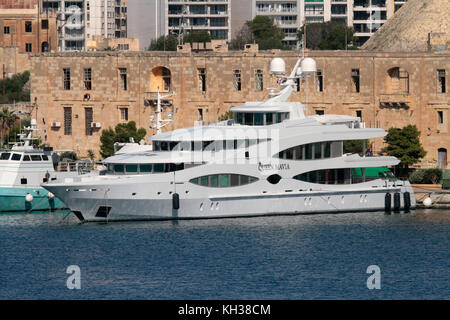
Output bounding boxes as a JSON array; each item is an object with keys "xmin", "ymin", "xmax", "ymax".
[
  {"xmin": 438, "ymin": 148, "xmax": 447, "ymax": 169},
  {"xmin": 150, "ymin": 66, "xmax": 171, "ymax": 92},
  {"xmin": 386, "ymin": 67, "xmax": 409, "ymax": 94},
  {"xmin": 42, "ymin": 41, "xmax": 49, "ymax": 52}
]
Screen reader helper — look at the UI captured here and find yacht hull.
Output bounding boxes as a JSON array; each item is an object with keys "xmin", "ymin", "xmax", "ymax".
[
  {"xmin": 0, "ymin": 187, "xmax": 66, "ymax": 212},
  {"xmin": 44, "ymin": 181, "xmax": 416, "ymax": 222}
]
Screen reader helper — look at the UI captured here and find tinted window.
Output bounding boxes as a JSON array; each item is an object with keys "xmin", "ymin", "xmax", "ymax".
[
  {"xmin": 11, "ymin": 153, "xmax": 22, "ymax": 161},
  {"xmin": 230, "ymin": 174, "xmax": 239, "ymax": 186},
  {"xmin": 189, "ymin": 174, "xmax": 258, "ymax": 187},
  {"xmin": 23, "ymin": 155, "xmax": 30, "ymax": 161},
  {"xmin": 31, "ymin": 155, "xmax": 41, "ymax": 161},
  {"xmin": 210, "ymin": 175, "xmax": 218, "ymax": 187},
  {"xmin": 0, "ymin": 153, "xmax": 11, "ymax": 160},
  {"xmin": 140, "ymin": 164, "xmax": 152, "ymax": 173},
  {"xmin": 42, "ymin": 155, "xmax": 49, "ymax": 161},
  {"xmin": 266, "ymin": 113, "xmax": 273, "ymax": 125},
  {"xmin": 114, "ymin": 164, "xmax": 124, "ymax": 173},
  {"xmin": 126, "ymin": 164, "xmax": 138, "ymax": 173},
  {"xmin": 220, "ymin": 174, "xmax": 229, "ymax": 187},
  {"xmin": 254, "ymin": 113, "xmax": 264, "ymax": 125},
  {"xmin": 314, "ymin": 142, "xmax": 322, "ymax": 159}
]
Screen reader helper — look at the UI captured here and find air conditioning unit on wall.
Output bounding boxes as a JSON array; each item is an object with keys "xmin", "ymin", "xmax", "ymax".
[
  {"xmin": 91, "ymin": 122, "xmax": 101, "ymax": 128},
  {"xmin": 51, "ymin": 122, "xmax": 61, "ymax": 128}
]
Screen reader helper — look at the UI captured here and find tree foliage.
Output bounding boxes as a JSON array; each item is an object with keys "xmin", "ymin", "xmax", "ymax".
[
  {"xmin": 381, "ymin": 125, "xmax": 426, "ymax": 171},
  {"xmin": 229, "ymin": 24, "xmax": 253, "ymax": 50},
  {"xmin": 409, "ymin": 168, "xmax": 443, "ymax": 184},
  {"xmin": 182, "ymin": 30, "xmax": 215, "ymax": 44},
  {"xmin": 99, "ymin": 121, "xmax": 147, "ymax": 159},
  {"xmin": 246, "ymin": 16, "xmax": 287, "ymax": 50},
  {"xmin": 0, "ymin": 71, "xmax": 31, "ymax": 103},
  {"xmin": 0, "ymin": 107, "xmax": 20, "ymax": 147},
  {"xmin": 1, "ymin": 117, "xmax": 25, "ymax": 147},
  {"xmin": 218, "ymin": 110, "xmax": 234, "ymax": 121},
  {"xmin": 148, "ymin": 34, "xmax": 178, "ymax": 51},
  {"xmin": 298, "ymin": 21, "xmax": 358, "ymax": 50},
  {"xmin": 60, "ymin": 151, "xmax": 78, "ymax": 161},
  {"xmin": 343, "ymin": 139, "xmax": 369, "ymax": 155}
]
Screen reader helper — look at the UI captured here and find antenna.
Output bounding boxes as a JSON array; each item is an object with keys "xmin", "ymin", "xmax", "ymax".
[
  {"xmin": 267, "ymin": 43, "xmax": 317, "ymax": 103},
  {"xmin": 149, "ymin": 87, "xmax": 176, "ymax": 135}
]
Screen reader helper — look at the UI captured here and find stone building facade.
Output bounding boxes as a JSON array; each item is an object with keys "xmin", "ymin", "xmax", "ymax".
[
  {"xmin": 29, "ymin": 49, "xmax": 449, "ymax": 168},
  {"xmin": 0, "ymin": 46, "xmax": 31, "ymax": 74},
  {"xmin": 0, "ymin": 2, "xmax": 58, "ymax": 53}
]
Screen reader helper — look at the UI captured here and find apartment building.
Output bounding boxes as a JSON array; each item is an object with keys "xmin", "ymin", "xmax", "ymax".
[
  {"xmin": 41, "ymin": 0, "xmax": 127, "ymax": 51},
  {"xmin": 251, "ymin": 0, "xmax": 409, "ymax": 47},
  {"xmin": 86, "ymin": 0, "xmax": 127, "ymax": 41},
  {"xmin": 166, "ymin": 0, "xmax": 231, "ymax": 42}
]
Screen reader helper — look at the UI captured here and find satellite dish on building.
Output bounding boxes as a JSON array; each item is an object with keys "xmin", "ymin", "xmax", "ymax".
[{"xmin": 270, "ymin": 58, "xmax": 286, "ymax": 75}]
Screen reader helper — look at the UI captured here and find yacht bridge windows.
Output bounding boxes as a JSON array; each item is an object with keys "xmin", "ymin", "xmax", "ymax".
[
  {"xmin": 0, "ymin": 152, "xmax": 49, "ymax": 162},
  {"xmin": 234, "ymin": 112, "xmax": 290, "ymax": 126},
  {"xmin": 276, "ymin": 141, "xmax": 343, "ymax": 160},
  {"xmin": 106, "ymin": 162, "xmax": 204, "ymax": 175},
  {"xmin": 152, "ymin": 138, "xmax": 271, "ymax": 152}
]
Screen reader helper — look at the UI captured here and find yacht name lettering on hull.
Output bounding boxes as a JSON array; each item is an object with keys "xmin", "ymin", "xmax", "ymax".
[{"xmin": 258, "ymin": 162, "xmax": 290, "ymax": 172}]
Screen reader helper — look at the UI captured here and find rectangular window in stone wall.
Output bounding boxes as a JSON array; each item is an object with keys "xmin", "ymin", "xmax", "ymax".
[
  {"xmin": 437, "ymin": 111, "xmax": 443, "ymax": 124},
  {"xmin": 25, "ymin": 21, "xmax": 32, "ymax": 33},
  {"xmin": 64, "ymin": 107, "xmax": 72, "ymax": 136},
  {"xmin": 3, "ymin": 26, "xmax": 10, "ymax": 34},
  {"xmin": 85, "ymin": 107, "xmax": 93, "ymax": 136},
  {"xmin": 316, "ymin": 70, "xmax": 323, "ymax": 92},
  {"xmin": 25, "ymin": 43, "xmax": 32, "ymax": 52},
  {"xmin": 41, "ymin": 19, "xmax": 48, "ymax": 29},
  {"xmin": 120, "ymin": 107, "xmax": 128, "ymax": 121},
  {"xmin": 437, "ymin": 69, "xmax": 446, "ymax": 93},
  {"xmin": 233, "ymin": 70, "xmax": 241, "ymax": 91},
  {"xmin": 119, "ymin": 68, "xmax": 127, "ymax": 90},
  {"xmin": 255, "ymin": 69, "xmax": 263, "ymax": 92},
  {"xmin": 84, "ymin": 68, "xmax": 92, "ymax": 90},
  {"xmin": 351, "ymin": 69, "xmax": 360, "ymax": 93},
  {"xmin": 198, "ymin": 68, "xmax": 206, "ymax": 93},
  {"xmin": 63, "ymin": 68, "xmax": 71, "ymax": 90}
]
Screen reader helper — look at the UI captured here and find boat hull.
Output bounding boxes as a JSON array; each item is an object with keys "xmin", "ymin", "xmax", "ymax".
[
  {"xmin": 0, "ymin": 187, "xmax": 67, "ymax": 212},
  {"xmin": 44, "ymin": 181, "xmax": 416, "ymax": 222}
]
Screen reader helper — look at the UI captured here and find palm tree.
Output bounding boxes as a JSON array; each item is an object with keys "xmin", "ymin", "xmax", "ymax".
[{"xmin": 0, "ymin": 107, "xmax": 19, "ymax": 148}]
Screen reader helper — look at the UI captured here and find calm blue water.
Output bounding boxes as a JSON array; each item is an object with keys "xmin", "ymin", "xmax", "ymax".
[{"xmin": 0, "ymin": 209, "xmax": 448, "ymax": 300}]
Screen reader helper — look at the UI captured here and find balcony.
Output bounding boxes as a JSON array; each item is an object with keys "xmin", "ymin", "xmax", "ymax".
[
  {"xmin": 144, "ymin": 92, "xmax": 174, "ymax": 108},
  {"xmin": 379, "ymin": 93, "xmax": 411, "ymax": 109}
]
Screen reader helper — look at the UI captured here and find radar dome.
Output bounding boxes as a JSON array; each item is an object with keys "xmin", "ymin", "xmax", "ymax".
[
  {"xmin": 300, "ymin": 57, "xmax": 317, "ymax": 74},
  {"xmin": 270, "ymin": 58, "xmax": 286, "ymax": 75}
]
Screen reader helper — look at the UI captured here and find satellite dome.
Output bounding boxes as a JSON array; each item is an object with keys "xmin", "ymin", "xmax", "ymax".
[
  {"xmin": 270, "ymin": 58, "xmax": 286, "ymax": 75},
  {"xmin": 301, "ymin": 57, "xmax": 317, "ymax": 74}
]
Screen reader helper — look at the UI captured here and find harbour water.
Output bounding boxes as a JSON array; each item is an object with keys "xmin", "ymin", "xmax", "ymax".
[{"xmin": 0, "ymin": 209, "xmax": 448, "ymax": 300}]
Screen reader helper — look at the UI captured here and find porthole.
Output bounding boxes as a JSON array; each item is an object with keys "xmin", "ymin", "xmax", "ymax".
[{"xmin": 267, "ymin": 174, "xmax": 282, "ymax": 184}]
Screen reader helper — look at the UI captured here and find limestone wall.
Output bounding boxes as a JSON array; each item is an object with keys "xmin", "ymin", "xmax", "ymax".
[{"xmin": 29, "ymin": 50, "xmax": 450, "ymax": 168}]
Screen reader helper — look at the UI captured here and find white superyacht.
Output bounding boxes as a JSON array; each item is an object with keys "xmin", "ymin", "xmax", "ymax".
[{"xmin": 42, "ymin": 55, "xmax": 415, "ymax": 222}]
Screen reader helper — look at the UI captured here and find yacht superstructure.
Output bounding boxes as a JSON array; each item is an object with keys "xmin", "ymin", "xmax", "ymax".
[
  {"xmin": 42, "ymin": 54, "xmax": 415, "ymax": 222},
  {"xmin": 0, "ymin": 120, "xmax": 93, "ymax": 212}
]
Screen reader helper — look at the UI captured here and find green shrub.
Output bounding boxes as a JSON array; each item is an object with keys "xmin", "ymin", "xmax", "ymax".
[
  {"xmin": 423, "ymin": 168, "xmax": 442, "ymax": 184},
  {"xmin": 408, "ymin": 168, "xmax": 443, "ymax": 184},
  {"xmin": 409, "ymin": 170, "xmax": 425, "ymax": 184}
]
